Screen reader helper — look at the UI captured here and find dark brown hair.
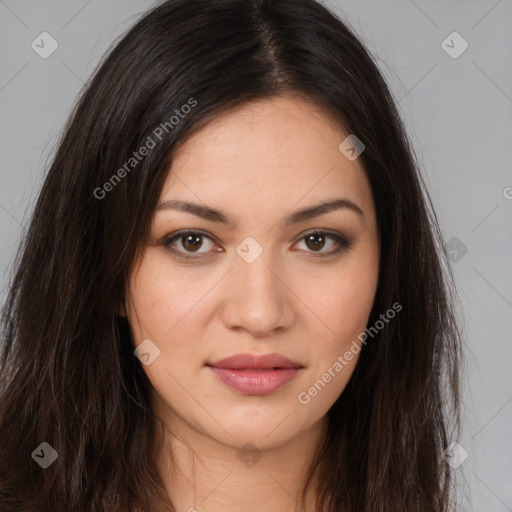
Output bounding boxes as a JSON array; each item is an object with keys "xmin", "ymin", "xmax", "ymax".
[{"xmin": 0, "ymin": 0, "xmax": 462, "ymax": 510}]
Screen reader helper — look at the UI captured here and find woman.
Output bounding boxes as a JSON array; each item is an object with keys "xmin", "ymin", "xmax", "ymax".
[{"xmin": 0, "ymin": 0, "xmax": 462, "ymax": 510}]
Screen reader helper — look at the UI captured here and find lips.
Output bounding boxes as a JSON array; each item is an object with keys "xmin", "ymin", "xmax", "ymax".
[
  {"xmin": 208, "ymin": 353, "xmax": 303, "ymax": 370},
  {"xmin": 206, "ymin": 353, "xmax": 304, "ymax": 395}
]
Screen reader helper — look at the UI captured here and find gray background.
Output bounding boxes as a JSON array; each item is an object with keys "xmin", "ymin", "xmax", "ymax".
[{"xmin": 1, "ymin": 0, "xmax": 511, "ymax": 509}]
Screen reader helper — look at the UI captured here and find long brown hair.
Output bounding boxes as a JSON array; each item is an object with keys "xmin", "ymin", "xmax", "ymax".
[{"xmin": 0, "ymin": 0, "xmax": 462, "ymax": 510}]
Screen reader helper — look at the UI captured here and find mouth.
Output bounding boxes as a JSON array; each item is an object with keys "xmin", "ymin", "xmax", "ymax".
[{"xmin": 206, "ymin": 353, "xmax": 304, "ymax": 395}]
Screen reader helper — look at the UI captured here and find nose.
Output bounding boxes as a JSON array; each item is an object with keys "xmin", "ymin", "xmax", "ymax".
[{"xmin": 220, "ymin": 247, "xmax": 295, "ymax": 337}]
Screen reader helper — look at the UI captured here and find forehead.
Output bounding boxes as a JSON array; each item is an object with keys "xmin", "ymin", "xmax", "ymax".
[{"xmin": 161, "ymin": 95, "xmax": 373, "ymax": 219}]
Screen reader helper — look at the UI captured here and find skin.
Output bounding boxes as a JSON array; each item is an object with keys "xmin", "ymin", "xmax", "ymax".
[{"xmin": 120, "ymin": 94, "xmax": 380, "ymax": 511}]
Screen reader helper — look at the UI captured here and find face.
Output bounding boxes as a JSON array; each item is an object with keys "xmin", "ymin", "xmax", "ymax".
[{"xmin": 121, "ymin": 94, "xmax": 380, "ymax": 451}]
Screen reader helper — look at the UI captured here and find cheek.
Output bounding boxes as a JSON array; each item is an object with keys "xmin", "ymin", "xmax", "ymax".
[
  {"xmin": 127, "ymin": 254, "xmax": 218, "ymax": 343},
  {"xmin": 125, "ymin": 257, "xmax": 224, "ymax": 391},
  {"xmin": 298, "ymin": 254, "xmax": 379, "ymax": 345},
  {"xmin": 296, "ymin": 284, "xmax": 369, "ymax": 415},
  {"xmin": 295, "ymin": 247, "xmax": 378, "ymax": 404},
  {"xmin": 327, "ymin": 279, "xmax": 377, "ymax": 342},
  {"xmin": 126, "ymin": 256, "xmax": 213, "ymax": 401}
]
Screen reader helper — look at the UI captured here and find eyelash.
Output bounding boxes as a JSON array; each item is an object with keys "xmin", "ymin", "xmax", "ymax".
[{"xmin": 161, "ymin": 228, "xmax": 351, "ymax": 261}]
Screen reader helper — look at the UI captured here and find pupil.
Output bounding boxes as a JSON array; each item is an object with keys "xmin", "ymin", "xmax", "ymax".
[
  {"xmin": 180, "ymin": 234, "xmax": 326, "ymax": 253},
  {"xmin": 306, "ymin": 233, "xmax": 324, "ymax": 251},
  {"xmin": 183, "ymin": 234, "xmax": 202, "ymax": 252}
]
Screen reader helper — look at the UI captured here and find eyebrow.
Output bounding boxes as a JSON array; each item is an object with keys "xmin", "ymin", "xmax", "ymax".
[{"xmin": 156, "ymin": 198, "xmax": 365, "ymax": 227}]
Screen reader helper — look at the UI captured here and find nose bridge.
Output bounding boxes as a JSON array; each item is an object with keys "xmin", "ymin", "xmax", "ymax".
[{"xmin": 223, "ymin": 236, "xmax": 293, "ymax": 334}]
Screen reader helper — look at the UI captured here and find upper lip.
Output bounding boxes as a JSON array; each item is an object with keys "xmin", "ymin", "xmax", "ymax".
[{"xmin": 207, "ymin": 353, "xmax": 303, "ymax": 370}]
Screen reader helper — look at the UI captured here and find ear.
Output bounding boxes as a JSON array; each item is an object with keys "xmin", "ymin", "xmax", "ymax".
[{"xmin": 118, "ymin": 300, "xmax": 127, "ymax": 318}]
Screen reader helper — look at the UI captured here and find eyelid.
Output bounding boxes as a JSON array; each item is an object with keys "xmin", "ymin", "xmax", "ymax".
[
  {"xmin": 161, "ymin": 228, "xmax": 351, "ymax": 260},
  {"xmin": 162, "ymin": 229, "xmax": 219, "ymax": 259},
  {"xmin": 292, "ymin": 228, "xmax": 351, "ymax": 255}
]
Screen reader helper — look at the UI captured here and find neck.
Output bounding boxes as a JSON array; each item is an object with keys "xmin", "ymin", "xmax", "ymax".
[{"xmin": 152, "ymin": 407, "xmax": 328, "ymax": 512}]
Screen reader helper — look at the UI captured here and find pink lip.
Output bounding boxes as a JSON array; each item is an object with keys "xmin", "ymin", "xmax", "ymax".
[{"xmin": 207, "ymin": 353, "xmax": 303, "ymax": 395}]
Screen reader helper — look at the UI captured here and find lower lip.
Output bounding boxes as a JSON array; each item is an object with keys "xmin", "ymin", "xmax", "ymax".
[{"xmin": 208, "ymin": 366, "xmax": 301, "ymax": 395}]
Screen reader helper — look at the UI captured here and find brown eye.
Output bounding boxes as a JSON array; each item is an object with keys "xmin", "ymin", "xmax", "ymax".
[
  {"xmin": 181, "ymin": 233, "xmax": 203, "ymax": 252},
  {"xmin": 295, "ymin": 230, "xmax": 351, "ymax": 256},
  {"xmin": 305, "ymin": 233, "xmax": 326, "ymax": 252},
  {"xmin": 163, "ymin": 230, "xmax": 217, "ymax": 259}
]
